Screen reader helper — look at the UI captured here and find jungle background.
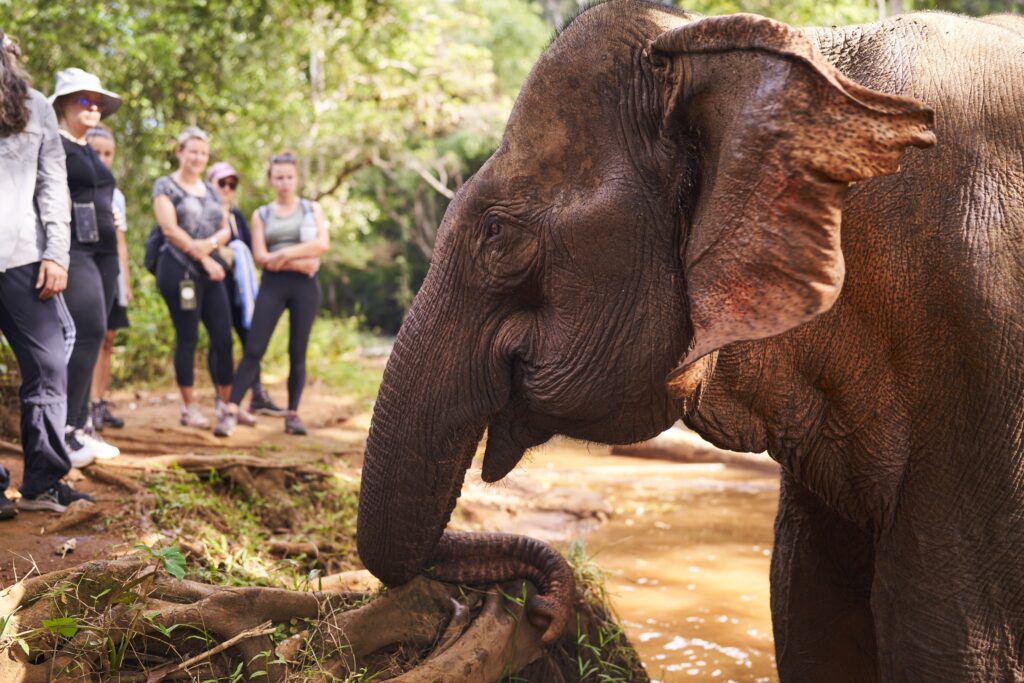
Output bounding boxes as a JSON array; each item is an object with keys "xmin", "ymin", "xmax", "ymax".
[{"xmin": 0, "ymin": 0, "xmax": 1014, "ymax": 391}]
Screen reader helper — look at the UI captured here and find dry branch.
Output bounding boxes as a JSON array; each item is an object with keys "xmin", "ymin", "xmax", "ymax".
[{"xmin": 138, "ymin": 620, "xmax": 275, "ymax": 683}]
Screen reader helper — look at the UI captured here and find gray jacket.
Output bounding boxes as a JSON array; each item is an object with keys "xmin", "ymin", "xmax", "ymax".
[{"xmin": 0, "ymin": 88, "xmax": 70, "ymax": 272}]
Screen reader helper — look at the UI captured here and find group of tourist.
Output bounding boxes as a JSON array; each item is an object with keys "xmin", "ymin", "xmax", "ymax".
[{"xmin": 0, "ymin": 33, "xmax": 330, "ymax": 518}]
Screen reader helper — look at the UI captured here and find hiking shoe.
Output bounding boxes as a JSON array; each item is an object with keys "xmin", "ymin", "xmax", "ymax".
[
  {"xmin": 0, "ymin": 496, "xmax": 17, "ymax": 520},
  {"xmin": 284, "ymin": 413, "xmax": 307, "ymax": 436},
  {"xmin": 80, "ymin": 427, "xmax": 120, "ymax": 460},
  {"xmin": 213, "ymin": 409, "xmax": 237, "ymax": 438},
  {"xmin": 179, "ymin": 404, "xmax": 210, "ymax": 429},
  {"xmin": 236, "ymin": 407, "xmax": 257, "ymax": 427},
  {"xmin": 99, "ymin": 400, "xmax": 124, "ymax": 429},
  {"xmin": 64, "ymin": 429, "xmax": 96, "ymax": 469},
  {"xmin": 19, "ymin": 483, "xmax": 95, "ymax": 513},
  {"xmin": 250, "ymin": 386, "xmax": 287, "ymax": 417},
  {"xmin": 91, "ymin": 400, "xmax": 106, "ymax": 432}
]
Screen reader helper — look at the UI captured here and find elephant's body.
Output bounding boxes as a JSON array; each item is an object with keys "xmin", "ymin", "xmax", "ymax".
[
  {"xmin": 690, "ymin": 14, "xmax": 1024, "ymax": 679},
  {"xmin": 357, "ymin": 3, "xmax": 1024, "ymax": 680}
]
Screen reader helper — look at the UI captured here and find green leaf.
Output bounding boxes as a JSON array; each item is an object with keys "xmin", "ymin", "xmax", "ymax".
[
  {"xmin": 41, "ymin": 617, "xmax": 79, "ymax": 638},
  {"xmin": 157, "ymin": 546, "xmax": 187, "ymax": 580}
]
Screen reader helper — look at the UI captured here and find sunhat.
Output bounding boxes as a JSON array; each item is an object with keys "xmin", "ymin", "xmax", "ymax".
[
  {"xmin": 47, "ymin": 68, "xmax": 121, "ymax": 117},
  {"xmin": 207, "ymin": 161, "xmax": 240, "ymax": 184}
]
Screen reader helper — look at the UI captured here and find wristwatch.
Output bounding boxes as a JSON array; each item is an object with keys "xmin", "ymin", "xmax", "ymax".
[{"xmin": 210, "ymin": 236, "xmax": 219, "ymax": 249}]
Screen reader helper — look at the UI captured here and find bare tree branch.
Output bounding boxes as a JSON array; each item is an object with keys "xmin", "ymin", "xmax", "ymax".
[
  {"xmin": 406, "ymin": 159, "xmax": 455, "ymax": 199},
  {"xmin": 312, "ymin": 148, "xmax": 373, "ymax": 201}
]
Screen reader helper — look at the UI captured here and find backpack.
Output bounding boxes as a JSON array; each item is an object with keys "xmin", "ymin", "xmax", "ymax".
[
  {"xmin": 144, "ymin": 224, "xmax": 200, "ymax": 277},
  {"xmin": 144, "ymin": 224, "xmax": 164, "ymax": 275}
]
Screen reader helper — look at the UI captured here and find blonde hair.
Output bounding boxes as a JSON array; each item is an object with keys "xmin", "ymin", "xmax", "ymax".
[
  {"xmin": 86, "ymin": 123, "xmax": 114, "ymax": 143},
  {"xmin": 176, "ymin": 126, "xmax": 208, "ymax": 150}
]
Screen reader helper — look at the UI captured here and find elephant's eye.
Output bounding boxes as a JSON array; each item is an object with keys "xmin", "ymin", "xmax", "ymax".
[{"xmin": 483, "ymin": 216, "xmax": 503, "ymax": 240}]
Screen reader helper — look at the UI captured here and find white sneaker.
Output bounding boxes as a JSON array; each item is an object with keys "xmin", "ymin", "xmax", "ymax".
[
  {"xmin": 179, "ymin": 403, "xmax": 210, "ymax": 428},
  {"xmin": 64, "ymin": 428, "xmax": 96, "ymax": 468},
  {"xmin": 79, "ymin": 428, "xmax": 120, "ymax": 460}
]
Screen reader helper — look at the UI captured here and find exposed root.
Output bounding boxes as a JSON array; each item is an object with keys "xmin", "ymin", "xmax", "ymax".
[
  {"xmin": 108, "ymin": 453, "xmax": 346, "ymax": 476},
  {"xmin": 0, "ymin": 555, "xmax": 647, "ymax": 681},
  {"xmin": 269, "ymin": 540, "xmax": 336, "ymax": 558},
  {"xmin": 43, "ymin": 500, "xmax": 102, "ymax": 533}
]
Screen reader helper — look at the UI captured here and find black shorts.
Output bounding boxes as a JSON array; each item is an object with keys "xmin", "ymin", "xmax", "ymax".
[{"xmin": 107, "ymin": 304, "xmax": 129, "ymax": 330}]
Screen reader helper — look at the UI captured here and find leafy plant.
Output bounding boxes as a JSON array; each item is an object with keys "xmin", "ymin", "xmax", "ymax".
[
  {"xmin": 135, "ymin": 543, "xmax": 187, "ymax": 580},
  {"xmin": 41, "ymin": 616, "xmax": 80, "ymax": 638}
]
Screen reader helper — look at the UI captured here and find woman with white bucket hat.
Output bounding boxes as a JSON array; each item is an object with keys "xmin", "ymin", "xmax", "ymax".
[{"xmin": 49, "ymin": 67, "xmax": 124, "ymax": 463}]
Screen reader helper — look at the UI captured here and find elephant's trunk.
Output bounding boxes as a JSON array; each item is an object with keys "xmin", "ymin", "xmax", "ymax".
[
  {"xmin": 356, "ymin": 251, "xmax": 575, "ymax": 642},
  {"xmin": 356, "ymin": 294, "xmax": 485, "ymax": 588},
  {"xmin": 427, "ymin": 531, "xmax": 576, "ymax": 643}
]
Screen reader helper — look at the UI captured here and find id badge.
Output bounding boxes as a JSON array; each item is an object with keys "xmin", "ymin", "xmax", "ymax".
[
  {"xmin": 72, "ymin": 202, "xmax": 100, "ymax": 243},
  {"xmin": 179, "ymin": 279, "xmax": 197, "ymax": 311}
]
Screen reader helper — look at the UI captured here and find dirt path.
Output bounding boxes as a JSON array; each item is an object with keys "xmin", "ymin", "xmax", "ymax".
[{"xmin": 0, "ymin": 381, "xmax": 369, "ymax": 585}]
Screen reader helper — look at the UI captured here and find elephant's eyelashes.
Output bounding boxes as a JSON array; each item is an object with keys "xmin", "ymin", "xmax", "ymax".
[
  {"xmin": 476, "ymin": 212, "xmax": 541, "ymax": 294},
  {"xmin": 483, "ymin": 216, "xmax": 503, "ymax": 239}
]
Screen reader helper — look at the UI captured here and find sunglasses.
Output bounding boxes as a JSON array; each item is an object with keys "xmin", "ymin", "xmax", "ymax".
[
  {"xmin": 218, "ymin": 178, "xmax": 238, "ymax": 190},
  {"xmin": 75, "ymin": 96, "xmax": 103, "ymax": 109}
]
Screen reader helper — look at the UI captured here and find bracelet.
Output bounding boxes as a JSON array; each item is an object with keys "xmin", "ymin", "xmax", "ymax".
[{"xmin": 210, "ymin": 236, "xmax": 219, "ymax": 249}]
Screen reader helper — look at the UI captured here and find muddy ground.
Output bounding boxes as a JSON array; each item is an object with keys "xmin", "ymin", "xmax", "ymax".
[{"xmin": 0, "ymin": 382, "xmax": 780, "ymax": 682}]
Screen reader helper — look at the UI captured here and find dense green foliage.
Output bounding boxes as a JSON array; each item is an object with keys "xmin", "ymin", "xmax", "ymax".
[{"xmin": 0, "ymin": 0, "xmax": 1015, "ymax": 385}]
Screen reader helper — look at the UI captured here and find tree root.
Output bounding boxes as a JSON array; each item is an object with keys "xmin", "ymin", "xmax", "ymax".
[
  {"xmin": 107, "ymin": 453, "xmax": 347, "ymax": 476},
  {"xmin": 0, "ymin": 555, "xmax": 647, "ymax": 682},
  {"xmin": 43, "ymin": 499, "xmax": 102, "ymax": 533}
]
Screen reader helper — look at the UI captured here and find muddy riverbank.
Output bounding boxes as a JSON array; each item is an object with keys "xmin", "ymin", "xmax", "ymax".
[{"xmin": 455, "ymin": 435, "xmax": 780, "ymax": 682}]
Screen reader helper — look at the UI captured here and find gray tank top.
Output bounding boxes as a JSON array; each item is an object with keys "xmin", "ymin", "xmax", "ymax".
[{"xmin": 263, "ymin": 207, "xmax": 303, "ymax": 253}]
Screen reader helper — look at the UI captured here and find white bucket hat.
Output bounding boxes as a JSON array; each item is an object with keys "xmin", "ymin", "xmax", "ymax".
[{"xmin": 47, "ymin": 68, "xmax": 122, "ymax": 117}]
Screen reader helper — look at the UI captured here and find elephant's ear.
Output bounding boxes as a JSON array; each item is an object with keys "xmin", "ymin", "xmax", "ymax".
[{"xmin": 650, "ymin": 14, "xmax": 935, "ymax": 392}]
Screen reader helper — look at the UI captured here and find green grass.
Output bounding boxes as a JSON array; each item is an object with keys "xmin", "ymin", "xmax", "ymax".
[
  {"xmin": 146, "ymin": 464, "xmax": 361, "ymax": 588},
  {"xmin": 563, "ymin": 540, "xmax": 648, "ymax": 683}
]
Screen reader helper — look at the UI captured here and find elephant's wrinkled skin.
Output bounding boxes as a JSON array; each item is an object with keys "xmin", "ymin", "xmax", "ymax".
[{"xmin": 357, "ymin": 1, "xmax": 1024, "ymax": 679}]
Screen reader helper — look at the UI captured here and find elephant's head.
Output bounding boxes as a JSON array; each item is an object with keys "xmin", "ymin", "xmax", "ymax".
[{"xmin": 358, "ymin": 1, "xmax": 934, "ymax": 588}]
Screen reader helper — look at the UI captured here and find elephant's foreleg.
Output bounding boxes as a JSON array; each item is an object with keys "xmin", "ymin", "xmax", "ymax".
[{"xmin": 770, "ymin": 470, "xmax": 878, "ymax": 682}]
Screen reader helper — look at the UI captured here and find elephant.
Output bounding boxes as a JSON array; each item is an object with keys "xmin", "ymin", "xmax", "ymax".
[{"xmin": 357, "ymin": 1, "xmax": 1024, "ymax": 680}]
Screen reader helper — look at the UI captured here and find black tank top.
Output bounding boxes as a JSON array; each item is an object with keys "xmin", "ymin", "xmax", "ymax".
[{"xmin": 63, "ymin": 136, "xmax": 118, "ymax": 253}]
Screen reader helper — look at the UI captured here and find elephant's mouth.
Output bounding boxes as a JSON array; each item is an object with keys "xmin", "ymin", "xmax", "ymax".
[{"xmin": 482, "ymin": 401, "xmax": 553, "ymax": 483}]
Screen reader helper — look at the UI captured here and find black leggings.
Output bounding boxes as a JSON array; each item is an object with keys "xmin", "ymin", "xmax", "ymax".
[
  {"xmin": 64, "ymin": 250, "xmax": 118, "ymax": 428},
  {"xmin": 230, "ymin": 271, "xmax": 320, "ymax": 410},
  {"xmin": 156, "ymin": 252, "xmax": 234, "ymax": 387}
]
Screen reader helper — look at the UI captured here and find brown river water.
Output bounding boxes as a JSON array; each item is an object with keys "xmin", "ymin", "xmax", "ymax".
[{"xmin": 460, "ymin": 435, "xmax": 780, "ymax": 682}]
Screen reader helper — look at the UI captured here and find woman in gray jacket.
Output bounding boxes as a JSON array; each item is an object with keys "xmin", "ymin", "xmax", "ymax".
[{"xmin": 0, "ymin": 31, "xmax": 94, "ymax": 517}]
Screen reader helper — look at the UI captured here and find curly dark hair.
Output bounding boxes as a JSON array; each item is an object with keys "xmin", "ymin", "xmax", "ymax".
[{"xmin": 0, "ymin": 31, "xmax": 31, "ymax": 137}]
